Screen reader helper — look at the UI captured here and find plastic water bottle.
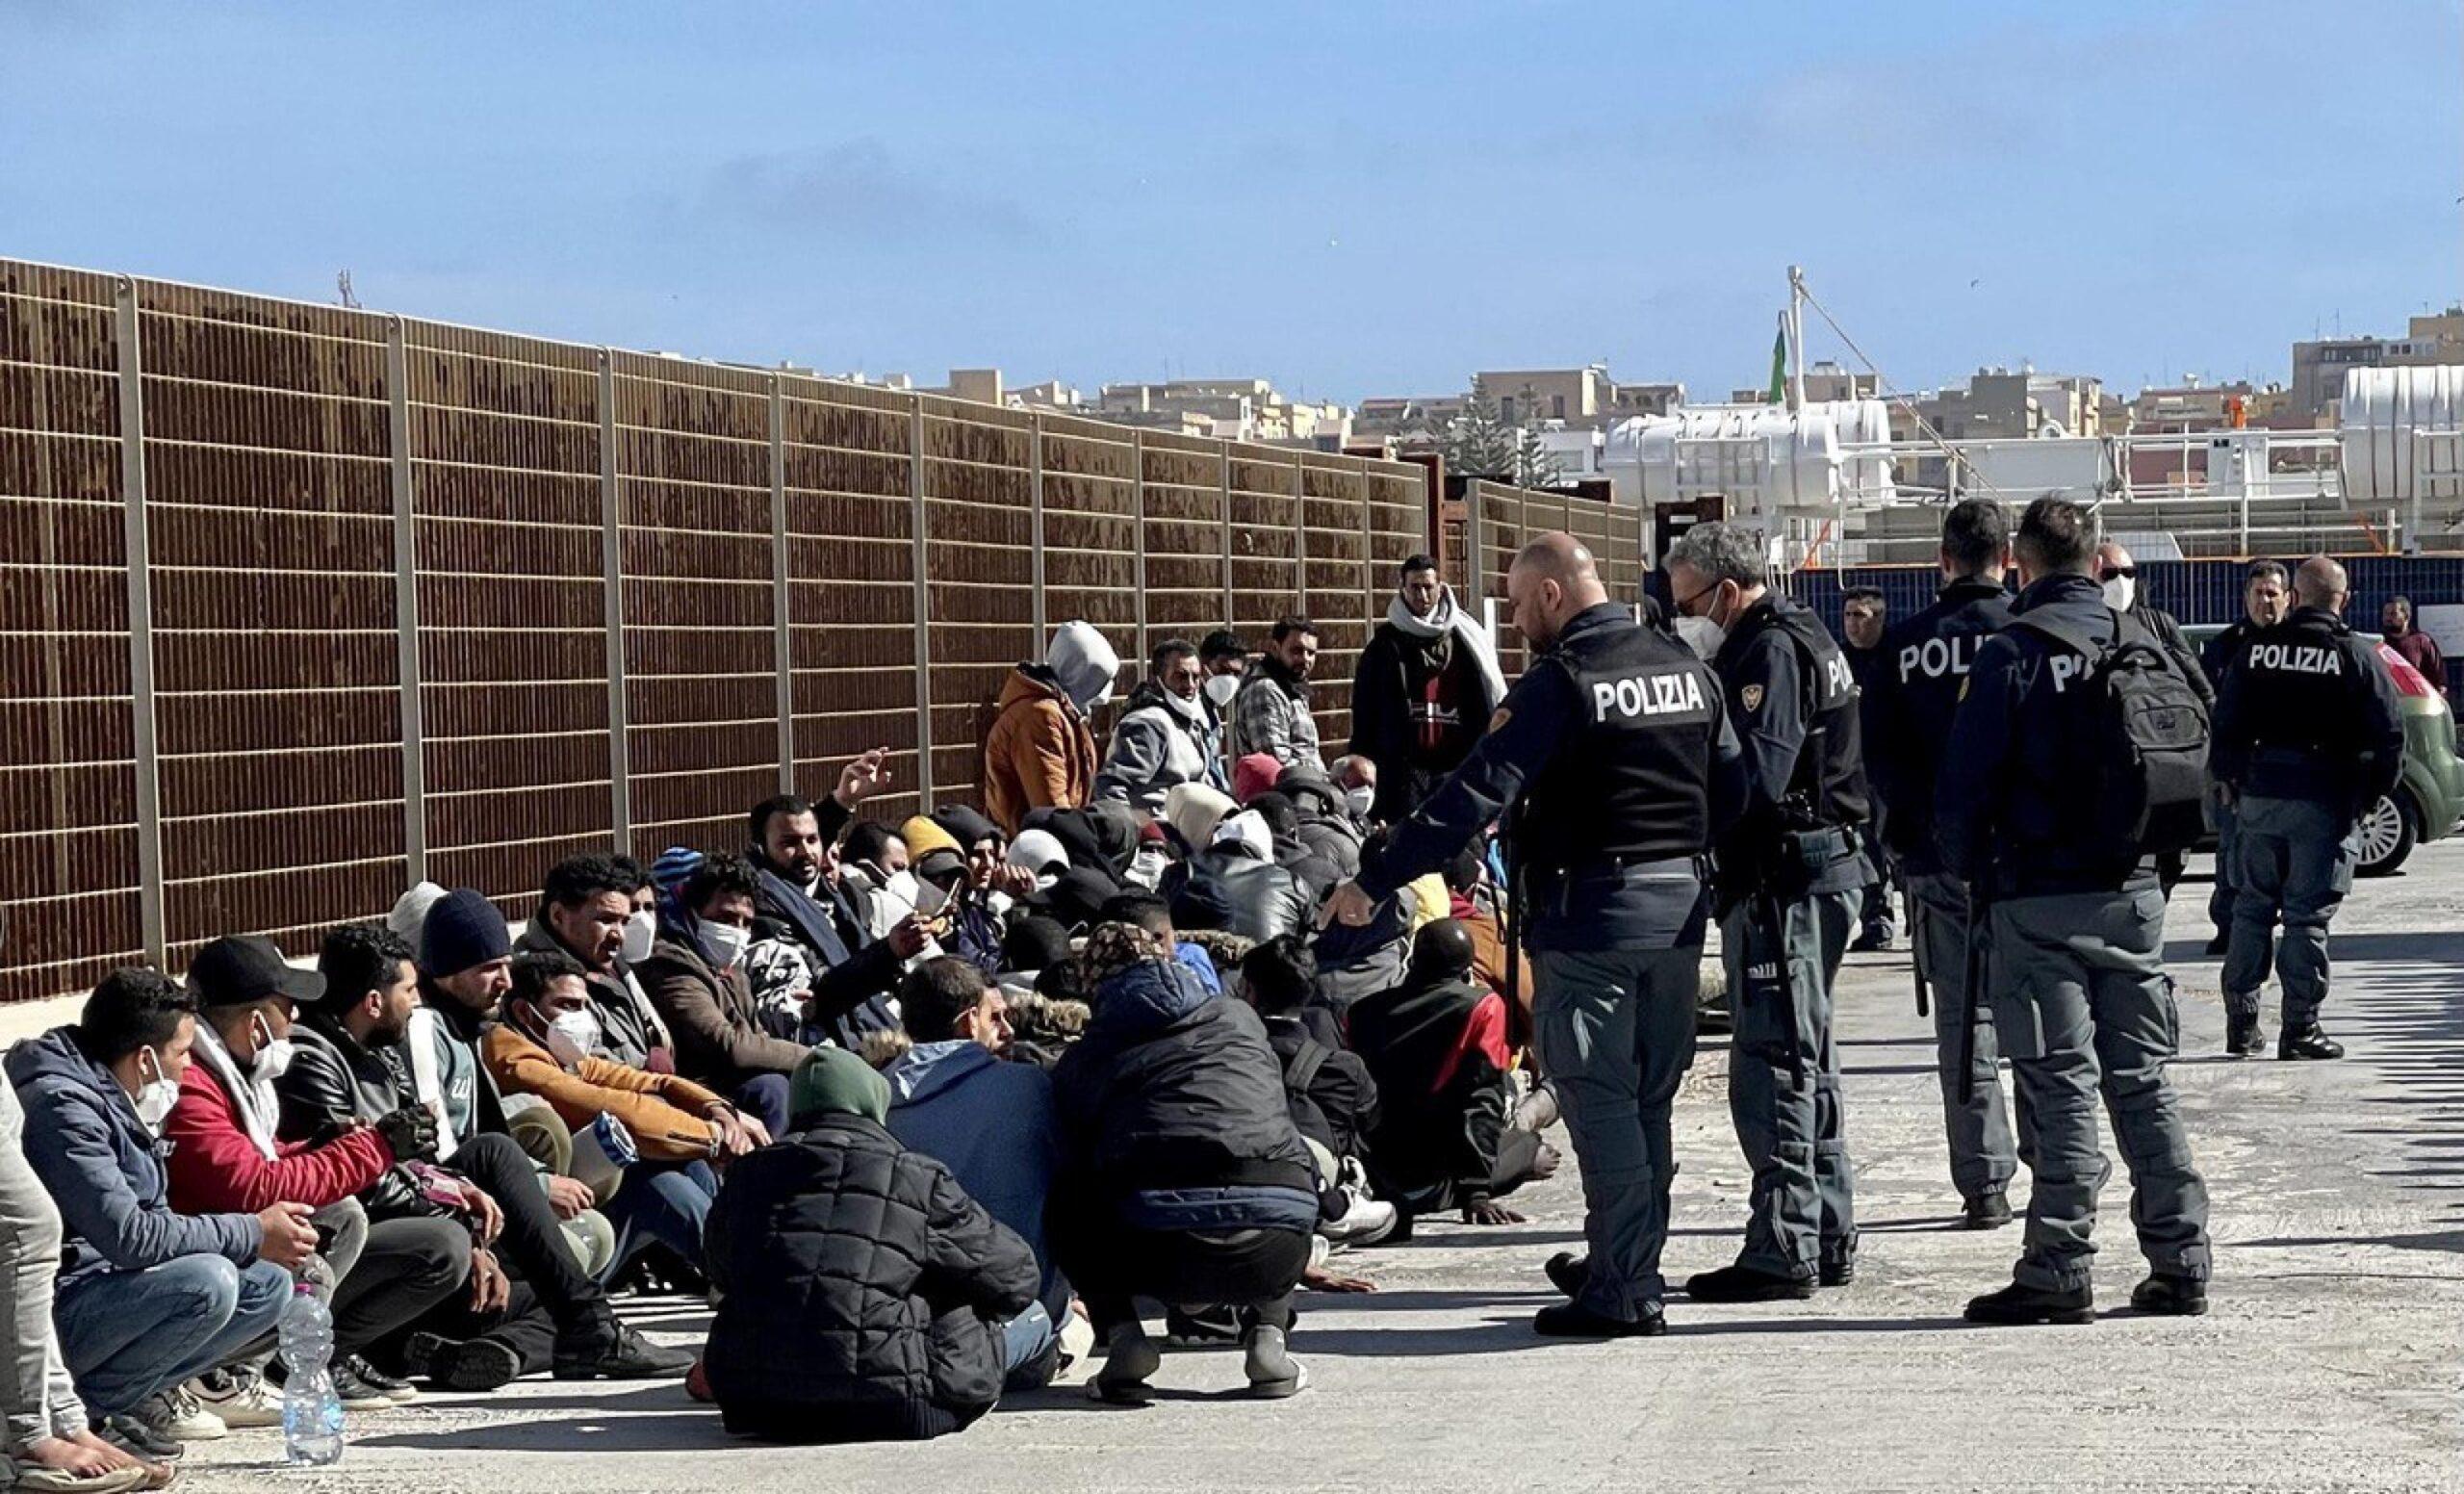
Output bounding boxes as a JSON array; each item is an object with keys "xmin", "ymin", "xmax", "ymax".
[{"xmin": 278, "ymin": 1284, "xmax": 344, "ymax": 1466}]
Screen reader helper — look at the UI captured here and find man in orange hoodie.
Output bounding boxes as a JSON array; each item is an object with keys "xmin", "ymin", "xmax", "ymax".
[
  {"xmin": 486, "ymin": 952, "xmax": 764, "ymax": 1277},
  {"xmin": 984, "ymin": 621, "xmax": 1118, "ymax": 835}
]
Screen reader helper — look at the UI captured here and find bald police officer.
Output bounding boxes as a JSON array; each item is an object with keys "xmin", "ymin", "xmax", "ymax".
[
  {"xmin": 2213, "ymin": 555, "xmax": 2403, "ymax": 1061},
  {"xmin": 1858, "ymin": 499, "xmax": 2020, "ymax": 1229},
  {"xmin": 1938, "ymin": 497, "xmax": 2210, "ymax": 1325},
  {"xmin": 1327, "ymin": 533, "xmax": 1743, "ymax": 1337},
  {"xmin": 1665, "ymin": 520, "xmax": 1866, "ymax": 1302}
]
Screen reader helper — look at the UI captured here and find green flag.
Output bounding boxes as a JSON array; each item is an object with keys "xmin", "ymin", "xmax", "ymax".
[{"xmin": 1767, "ymin": 322, "xmax": 1788, "ymax": 404}]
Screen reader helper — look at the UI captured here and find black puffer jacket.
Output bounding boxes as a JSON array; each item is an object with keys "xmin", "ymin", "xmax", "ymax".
[
  {"xmin": 276, "ymin": 1013, "xmax": 447, "ymax": 1224},
  {"xmin": 1280, "ymin": 770, "xmax": 1365, "ymax": 882},
  {"xmin": 703, "ymin": 1112, "xmax": 1039, "ymax": 1444},
  {"xmin": 1170, "ymin": 845, "xmax": 1311, "ymax": 943},
  {"xmin": 1052, "ymin": 960, "xmax": 1318, "ymax": 1233}
]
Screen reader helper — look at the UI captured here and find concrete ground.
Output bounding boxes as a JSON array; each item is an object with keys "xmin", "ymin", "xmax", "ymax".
[{"xmin": 178, "ymin": 844, "xmax": 2464, "ymax": 1492}]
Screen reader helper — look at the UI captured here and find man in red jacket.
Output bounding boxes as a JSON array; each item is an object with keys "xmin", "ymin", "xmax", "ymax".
[{"xmin": 165, "ymin": 936, "xmax": 465, "ymax": 1419}]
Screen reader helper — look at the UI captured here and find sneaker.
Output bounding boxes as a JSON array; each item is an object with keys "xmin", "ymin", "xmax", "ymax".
[
  {"xmin": 1533, "ymin": 1301, "xmax": 1664, "ymax": 1338},
  {"xmin": 134, "ymin": 1388, "xmax": 222, "ymax": 1445},
  {"xmin": 1964, "ymin": 1280, "xmax": 2094, "ymax": 1326},
  {"xmin": 1238, "ymin": 1324, "xmax": 1307, "ymax": 1399},
  {"xmin": 327, "ymin": 1359, "xmax": 396, "ymax": 1411},
  {"xmin": 2277, "ymin": 1024, "xmax": 2345, "ymax": 1061},
  {"xmin": 552, "ymin": 1322, "xmax": 694, "ymax": 1381},
  {"xmin": 1322, "ymin": 1191, "xmax": 1399, "ymax": 1248},
  {"xmin": 402, "ymin": 1331, "xmax": 525, "ymax": 1393},
  {"xmin": 187, "ymin": 1367, "xmax": 281, "ymax": 1429},
  {"xmin": 1962, "ymin": 1192, "xmax": 2015, "ymax": 1230},
  {"xmin": 2127, "ymin": 1274, "xmax": 2209, "ymax": 1317},
  {"xmin": 1683, "ymin": 1264, "xmax": 1813, "ymax": 1303},
  {"xmin": 341, "ymin": 1354, "xmax": 420, "ymax": 1404},
  {"xmin": 93, "ymin": 1417, "xmax": 180, "ymax": 1465},
  {"xmin": 1089, "ymin": 1324, "xmax": 1161, "ymax": 1405}
]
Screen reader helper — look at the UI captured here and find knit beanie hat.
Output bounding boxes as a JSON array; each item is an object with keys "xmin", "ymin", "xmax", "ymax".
[
  {"xmin": 899, "ymin": 815, "xmax": 963, "ymax": 863},
  {"xmin": 788, "ymin": 1045, "xmax": 890, "ymax": 1126},
  {"xmin": 1233, "ymin": 753, "xmax": 1283, "ymax": 804},
  {"xmin": 420, "ymin": 889, "xmax": 511, "ymax": 978}
]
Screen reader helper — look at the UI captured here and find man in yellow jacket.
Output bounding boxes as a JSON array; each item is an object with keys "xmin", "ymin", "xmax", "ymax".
[
  {"xmin": 485, "ymin": 951, "xmax": 766, "ymax": 1279},
  {"xmin": 984, "ymin": 621, "xmax": 1118, "ymax": 835}
]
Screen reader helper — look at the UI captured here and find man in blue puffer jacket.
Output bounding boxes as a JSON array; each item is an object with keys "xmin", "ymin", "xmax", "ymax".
[{"xmin": 1049, "ymin": 920, "xmax": 1319, "ymax": 1405}]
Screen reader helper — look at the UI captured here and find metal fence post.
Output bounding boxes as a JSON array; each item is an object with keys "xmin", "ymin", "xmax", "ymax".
[
  {"xmin": 1132, "ymin": 429, "xmax": 1148, "ymax": 667},
  {"xmin": 1219, "ymin": 447, "xmax": 1234, "ymax": 630},
  {"xmin": 1030, "ymin": 412, "xmax": 1047, "ymax": 651},
  {"xmin": 598, "ymin": 350, "xmax": 631, "ymax": 850},
  {"xmin": 1358, "ymin": 456, "xmax": 1375, "ymax": 624},
  {"xmin": 1291, "ymin": 457, "xmax": 1307, "ymax": 614},
  {"xmin": 384, "ymin": 318, "xmax": 426, "ymax": 885},
  {"xmin": 769, "ymin": 376, "xmax": 794, "ymax": 791},
  {"xmin": 909, "ymin": 396, "xmax": 935, "ymax": 806},
  {"xmin": 113, "ymin": 278, "xmax": 165, "ymax": 969}
]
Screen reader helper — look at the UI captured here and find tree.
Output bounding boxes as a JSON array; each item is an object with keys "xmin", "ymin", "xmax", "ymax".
[{"xmin": 1443, "ymin": 377, "xmax": 1563, "ymax": 488}]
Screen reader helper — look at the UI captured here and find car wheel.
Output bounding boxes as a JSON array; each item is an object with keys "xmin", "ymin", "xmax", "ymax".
[{"xmin": 2355, "ymin": 792, "xmax": 2416, "ymax": 877}]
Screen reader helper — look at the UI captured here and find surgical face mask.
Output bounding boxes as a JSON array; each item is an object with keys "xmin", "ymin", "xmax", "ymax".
[
  {"xmin": 1203, "ymin": 672, "xmax": 1241, "ymax": 708},
  {"xmin": 545, "ymin": 1009, "xmax": 602, "ymax": 1067},
  {"xmin": 133, "ymin": 1048, "xmax": 178, "ymax": 1134},
  {"xmin": 697, "ymin": 920, "xmax": 751, "ymax": 970},
  {"xmin": 1125, "ymin": 846, "xmax": 1169, "ymax": 891},
  {"xmin": 1674, "ymin": 614, "xmax": 1726, "ymax": 661},
  {"xmin": 1344, "ymin": 786, "xmax": 1375, "ymax": 818},
  {"xmin": 620, "ymin": 908, "xmax": 657, "ymax": 965},
  {"xmin": 2101, "ymin": 575, "xmax": 2137, "ymax": 612},
  {"xmin": 247, "ymin": 1014, "xmax": 296, "ymax": 1082}
]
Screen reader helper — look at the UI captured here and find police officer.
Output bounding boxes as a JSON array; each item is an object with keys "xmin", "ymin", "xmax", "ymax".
[
  {"xmin": 1663, "ymin": 520, "xmax": 1865, "ymax": 1302},
  {"xmin": 1938, "ymin": 497, "xmax": 2210, "ymax": 1325},
  {"xmin": 2197, "ymin": 561, "xmax": 2291, "ymax": 956},
  {"xmin": 1858, "ymin": 499, "xmax": 2019, "ymax": 1230},
  {"xmin": 1840, "ymin": 588, "xmax": 1896, "ymax": 954},
  {"xmin": 1326, "ymin": 533, "xmax": 1742, "ymax": 1337},
  {"xmin": 2212, "ymin": 555, "xmax": 2402, "ymax": 1061}
]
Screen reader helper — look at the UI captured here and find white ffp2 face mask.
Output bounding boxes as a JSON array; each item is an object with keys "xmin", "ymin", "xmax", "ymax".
[
  {"xmin": 1203, "ymin": 673, "xmax": 1241, "ymax": 708},
  {"xmin": 1344, "ymin": 786, "xmax": 1375, "ymax": 819},
  {"xmin": 134, "ymin": 1048, "xmax": 178, "ymax": 1134},
  {"xmin": 545, "ymin": 1010, "xmax": 602, "ymax": 1067},
  {"xmin": 620, "ymin": 908, "xmax": 657, "ymax": 965},
  {"xmin": 1674, "ymin": 614, "xmax": 1725, "ymax": 661},
  {"xmin": 697, "ymin": 921, "xmax": 751, "ymax": 970},
  {"xmin": 2102, "ymin": 576, "xmax": 2137, "ymax": 612}
]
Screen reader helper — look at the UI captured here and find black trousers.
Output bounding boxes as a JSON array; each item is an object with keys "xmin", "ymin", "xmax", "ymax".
[
  {"xmin": 331, "ymin": 1217, "xmax": 471, "ymax": 1357},
  {"xmin": 450, "ymin": 1132, "xmax": 607, "ymax": 1332},
  {"xmin": 1049, "ymin": 1202, "xmax": 1309, "ymax": 1338}
]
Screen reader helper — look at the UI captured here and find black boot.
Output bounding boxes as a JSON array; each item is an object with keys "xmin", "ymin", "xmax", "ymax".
[
  {"xmin": 1545, "ymin": 1251, "xmax": 1588, "ymax": 1300},
  {"xmin": 2128, "ymin": 1274, "xmax": 2208, "ymax": 1317},
  {"xmin": 1964, "ymin": 1280, "xmax": 2094, "ymax": 1327},
  {"xmin": 1533, "ymin": 1301, "xmax": 1665, "ymax": 1338},
  {"xmin": 1818, "ymin": 1253, "xmax": 1855, "ymax": 1288},
  {"xmin": 1961, "ymin": 1191, "xmax": 2014, "ymax": 1230},
  {"xmin": 2225, "ymin": 1007, "xmax": 2265, "ymax": 1058},
  {"xmin": 552, "ymin": 1310, "xmax": 694, "ymax": 1380},
  {"xmin": 2278, "ymin": 1024, "xmax": 2345, "ymax": 1061},
  {"xmin": 1684, "ymin": 1264, "xmax": 1813, "ymax": 1303}
]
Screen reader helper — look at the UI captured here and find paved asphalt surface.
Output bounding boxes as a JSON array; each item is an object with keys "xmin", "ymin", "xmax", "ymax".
[{"xmin": 169, "ymin": 843, "xmax": 2464, "ymax": 1492}]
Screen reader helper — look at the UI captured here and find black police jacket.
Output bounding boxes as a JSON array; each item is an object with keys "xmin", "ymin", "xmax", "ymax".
[
  {"xmin": 2198, "ymin": 617, "xmax": 2264, "ymax": 692},
  {"xmin": 1860, "ymin": 576, "xmax": 2012, "ymax": 876},
  {"xmin": 1935, "ymin": 572, "xmax": 2153, "ymax": 898},
  {"xmin": 1360, "ymin": 603, "xmax": 1745, "ymax": 952},
  {"xmin": 2211, "ymin": 605, "xmax": 2404, "ymax": 813}
]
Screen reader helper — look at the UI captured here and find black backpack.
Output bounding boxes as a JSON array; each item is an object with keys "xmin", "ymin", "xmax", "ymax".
[{"xmin": 2011, "ymin": 606, "xmax": 2212, "ymax": 860}]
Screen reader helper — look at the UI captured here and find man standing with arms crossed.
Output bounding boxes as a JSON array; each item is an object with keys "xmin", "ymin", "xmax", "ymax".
[{"xmin": 1327, "ymin": 534, "xmax": 1742, "ymax": 1337}]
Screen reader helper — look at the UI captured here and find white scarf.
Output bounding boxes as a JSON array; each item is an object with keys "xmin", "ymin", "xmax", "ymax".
[
  {"xmin": 1387, "ymin": 586, "xmax": 1507, "ymax": 708},
  {"xmin": 192, "ymin": 1022, "xmax": 281, "ymax": 1162}
]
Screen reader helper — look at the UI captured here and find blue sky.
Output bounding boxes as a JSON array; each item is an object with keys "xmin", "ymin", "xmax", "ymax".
[{"xmin": 3, "ymin": 0, "xmax": 2457, "ymax": 402}]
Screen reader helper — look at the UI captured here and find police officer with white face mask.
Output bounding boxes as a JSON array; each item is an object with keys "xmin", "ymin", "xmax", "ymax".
[
  {"xmin": 1328, "ymin": 532, "xmax": 1744, "ymax": 1337},
  {"xmin": 1665, "ymin": 520, "xmax": 1870, "ymax": 1304},
  {"xmin": 1858, "ymin": 500, "xmax": 2021, "ymax": 1230}
]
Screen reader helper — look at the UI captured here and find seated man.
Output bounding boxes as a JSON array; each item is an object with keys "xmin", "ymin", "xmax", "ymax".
[
  {"xmin": 8, "ymin": 969, "xmax": 308, "ymax": 1459},
  {"xmin": 1236, "ymin": 937, "xmax": 1393, "ymax": 1249},
  {"xmin": 1346, "ymin": 919, "xmax": 1560, "ymax": 1233},
  {"xmin": 744, "ymin": 754, "xmax": 923, "ymax": 1052},
  {"xmin": 166, "ymin": 935, "xmax": 459, "ymax": 1420},
  {"xmin": 639, "ymin": 853, "xmax": 809, "ymax": 1137},
  {"xmin": 282, "ymin": 923, "xmax": 687, "ymax": 1390},
  {"xmin": 488, "ymin": 952, "xmax": 764, "ymax": 1277},
  {"xmin": 1050, "ymin": 922, "xmax": 1318, "ymax": 1404},
  {"xmin": 1245, "ymin": 791, "xmax": 1342, "ymax": 900},
  {"xmin": 883, "ymin": 958, "xmax": 1066, "ymax": 1388},
  {"xmin": 901, "ymin": 816, "xmax": 1009, "ymax": 976},
  {"xmin": 1170, "ymin": 810, "xmax": 1310, "ymax": 943},
  {"xmin": 515, "ymin": 856, "xmax": 675, "ymax": 1073},
  {"xmin": 703, "ymin": 1049, "xmax": 1039, "ymax": 1444},
  {"xmin": 1094, "ymin": 637, "xmax": 1216, "ymax": 814}
]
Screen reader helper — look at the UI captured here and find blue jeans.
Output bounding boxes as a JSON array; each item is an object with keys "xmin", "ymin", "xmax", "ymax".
[
  {"xmin": 603, "ymin": 1160, "xmax": 718, "ymax": 1276},
  {"xmin": 998, "ymin": 1301, "xmax": 1058, "ymax": 1391},
  {"xmin": 54, "ymin": 1256, "xmax": 294, "ymax": 1419}
]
